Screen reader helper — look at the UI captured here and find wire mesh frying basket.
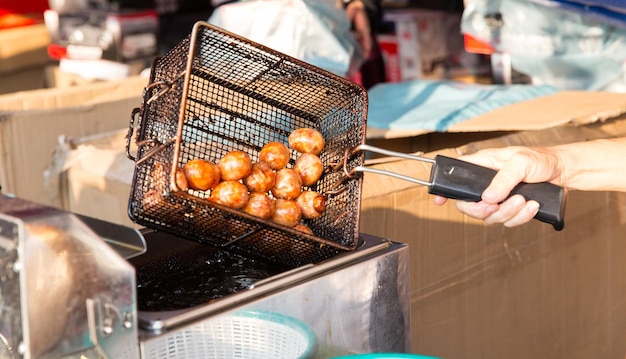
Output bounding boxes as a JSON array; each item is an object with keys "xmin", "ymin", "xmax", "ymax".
[{"xmin": 126, "ymin": 21, "xmax": 368, "ymax": 267}]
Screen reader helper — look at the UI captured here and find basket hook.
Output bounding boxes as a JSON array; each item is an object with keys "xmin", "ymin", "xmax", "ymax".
[
  {"xmin": 145, "ymin": 71, "xmax": 186, "ymax": 105},
  {"xmin": 134, "ymin": 138, "xmax": 177, "ymax": 166}
]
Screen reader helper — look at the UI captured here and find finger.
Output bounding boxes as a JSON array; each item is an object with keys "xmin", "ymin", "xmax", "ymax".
[
  {"xmin": 433, "ymin": 195, "xmax": 448, "ymax": 206},
  {"xmin": 482, "ymin": 194, "xmax": 527, "ymax": 225},
  {"xmin": 502, "ymin": 200, "xmax": 540, "ymax": 228},
  {"xmin": 456, "ymin": 200, "xmax": 499, "ymax": 220},
  {"xmin": 481, "ymin": 171, "xmax": 523, "ymax": 204},
  {"xmin": 462, "ymin": 148, "xmax": 557, "ymax": 204},
  {"xmin": 458, "ymin": 149, "xmax": 525, "ymax": 203}
]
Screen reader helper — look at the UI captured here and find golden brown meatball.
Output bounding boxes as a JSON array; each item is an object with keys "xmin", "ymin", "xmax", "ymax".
[
  {"xmin": 271, "ymin": 168, "xmax": 303, "ymax": 200},
  {"xmin": 243, "ymin": 192, "xmax": 276, "ymax": 219},
  {"xmin": 183, "ymin": 159, "xmax": 221, "ymax": 191},
  {"xmin": 243, "ymin": 162, "xmax": 276, "ymax": 193},
  {"xmin": 259, "ymin": 141, "xmax": 291, "ymax": 170},
  {"xmin": 210, "ymin": 181, "xmax": 250, "ymax": 209},
  {"xmin": 272, "ymin": 199, "xmax": 302, "ymax": 227},
  {"xmin": 296, "ymin": 190, "xmax": 327, "ymax": 219},
  {"xmin": 218, "ymin": 150, "xmax": 252, "ymax": 181},
  {"xmin": 293, "ymin": 153, "xmax": 324, "ymax": 187},
  {"xmin": 288, "ymin": 128, "xmax": 325, "ymax": 155}
]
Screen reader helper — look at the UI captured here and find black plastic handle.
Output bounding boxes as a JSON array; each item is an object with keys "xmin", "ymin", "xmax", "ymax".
[{"xmin": 428, "ymin": 155, "xmax": 566, "ymax": 231}]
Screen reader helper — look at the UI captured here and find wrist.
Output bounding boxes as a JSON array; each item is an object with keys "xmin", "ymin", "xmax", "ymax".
[
  {"xmin": 543, "ymin": 146, "xmax": 570, "ymax": 190},
  {"xmin": 554, "ymin": 138, "xmax": 626, "ymax": 192},
  {"xmin": 552, "ymin": 140, "xmax": 597, "ymax": 191}
]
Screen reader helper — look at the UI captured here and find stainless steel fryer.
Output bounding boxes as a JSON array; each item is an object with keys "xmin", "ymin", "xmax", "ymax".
[
  {"xmin": 0, "ymin": 195, "xmax": 410, "ymax": 358},
  {"xmin": 134, "ymin": 230, "xmax": 410, "ymax": 359},
  {"xmin": 0, "ymin": 195, "xmax": 143, "ymax": 359}
]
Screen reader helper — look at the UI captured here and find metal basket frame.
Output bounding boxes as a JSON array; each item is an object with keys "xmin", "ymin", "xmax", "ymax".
[{"xmin": 126, "ymin": 22, "xmax": 368, "ymax": 267}]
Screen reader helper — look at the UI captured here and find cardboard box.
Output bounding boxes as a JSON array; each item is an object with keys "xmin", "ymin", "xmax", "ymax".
[
  {"xmin": 56, "ymin": 129, "xmax": 139, "ymax": 228},
  {"xmin": 54, "ymin": 90, "xmax": 626, "ymax": 358},
  {"xmin": 360, "ymin": 92, "xmax": 626, "ymax": 358},
  {"xmin": 0, "ymin": 23, "xmax": 50, "ymax": 74},
  {"xmin": 43, "ymin": 65, "xmax": 102, "ymax": 89},
  {"xmin": 0, "ymin": 75, "xmax": 148, "ymax": 207},
  {"xmin": 380, "ymin": 9, "xmax": 465, "ymax": 81},
  {"xmin": 0, "ymin": 66, "xmax": 47, "ymax": 95},
  {"xmin": 0, "ymin": 23, "xmax": 53, "ymax": 94}
]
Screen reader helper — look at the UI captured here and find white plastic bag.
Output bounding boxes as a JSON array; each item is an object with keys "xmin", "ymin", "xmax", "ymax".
[{"xmin": 208, "ymin": 0, "xmax": 362, "ymax": 76}]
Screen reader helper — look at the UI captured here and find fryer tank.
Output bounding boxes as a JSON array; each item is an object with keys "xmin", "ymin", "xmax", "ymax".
[
  {"xmin": 134, "ymin": 230, "xmax": 411, "ymax": 358},
  {"xmin": 0, "ymin": 195, "xmax": 410, "ymax": 358}
]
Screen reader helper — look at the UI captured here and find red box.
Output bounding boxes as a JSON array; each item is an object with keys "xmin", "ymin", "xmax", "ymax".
[
  {"xmin": 377, "ymin": 34, "xmax": 403, "ymax": 83},
  {"xmin": 0, "ymin": 0, "xmax": 48, "ymax": 29},
  {"xmin": 0, "ymin": 0, "xmax": 48, "ymax": 16}
]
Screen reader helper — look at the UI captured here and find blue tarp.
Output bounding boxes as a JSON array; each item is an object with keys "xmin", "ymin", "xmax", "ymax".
[
  {"xmin": 529, "ymin": 0, "xmax": 626, "ymax": 29},
  {"xmin": 366, "ymin": 80, "xmax": 559, "ymax": 130}
]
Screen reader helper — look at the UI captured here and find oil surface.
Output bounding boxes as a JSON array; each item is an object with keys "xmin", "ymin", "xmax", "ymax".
[{"xmin": 134, "ymin": 248, "xmax": 287, "ymax": 311}]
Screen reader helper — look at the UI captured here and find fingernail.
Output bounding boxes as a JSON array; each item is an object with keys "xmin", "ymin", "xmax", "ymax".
[{"xmin": 482, "ymin": 188, "xmax": 502, "ymax": 204}]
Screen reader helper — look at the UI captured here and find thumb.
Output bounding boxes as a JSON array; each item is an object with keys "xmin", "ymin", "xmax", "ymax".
[{"xmin": 482, "ymin": 171, "xmax": 520, "ymax": 204}]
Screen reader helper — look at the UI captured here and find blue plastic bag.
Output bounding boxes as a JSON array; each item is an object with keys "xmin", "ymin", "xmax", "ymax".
[
  {"xmin": 462, "ymin": 0, "xmax": 626, "ymax": 90},
  {"xmin": 367, "ymin": 80, "xmax": 558, "ymax": 130}
]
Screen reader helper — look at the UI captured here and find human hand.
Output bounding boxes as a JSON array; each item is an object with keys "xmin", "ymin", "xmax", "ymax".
[
  {"xmin": 433, "ymin": 146, "xmax": 563, "ymax": 227},
  {"xmin": 345, "ymin": 0, "xmax": 373, "ymax": 59}
]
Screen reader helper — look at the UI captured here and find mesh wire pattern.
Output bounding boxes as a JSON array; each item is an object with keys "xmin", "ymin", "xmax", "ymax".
[{"xmin": 127, "ymin": 22, "xmax": 368, "ymax": 267}]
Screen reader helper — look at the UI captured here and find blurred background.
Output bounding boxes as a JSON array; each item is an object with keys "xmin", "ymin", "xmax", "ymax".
[{"xmin": 0, "ymin": 0, "xmax": 476, "ymax": 94}]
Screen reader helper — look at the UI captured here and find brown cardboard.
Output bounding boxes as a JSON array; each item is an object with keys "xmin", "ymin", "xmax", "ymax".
[
  {"xmin": 57, "ymin": 129, "xmax": 139, "ymax": 228},
  {"xmin": 0, "ymin": 24, "xmax": 51, "ymax": 74},
  {"xmin": 360, "ymin": 115, "xmax": 626, "ymax": 358},
  {"xmin": 0, "ymin": 76, "xmax": 147, "ymax": 207},
  {"xmin": 43, "ymin": 65, "xmax": 101, "ymax": 89},
  {"xmin": 0, "ymin": 75, "xmax": 148, "ymax": 111},
  {"xmin": 0, "ymin": 67, "xmax": 47, "ymax": 95},
  {"xmin": 0, "ymin": 24, "xmax": 54, "ymax": 94}
]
